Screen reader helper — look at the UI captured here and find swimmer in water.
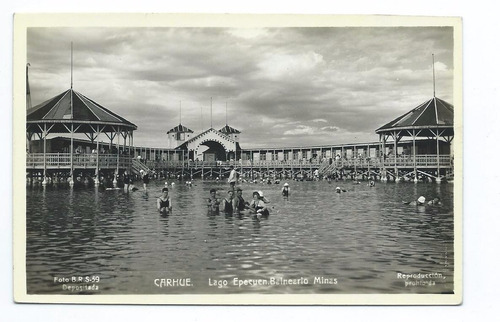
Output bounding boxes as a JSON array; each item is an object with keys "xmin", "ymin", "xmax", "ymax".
[
  {"xmin": 368, "ymin": 180, "xmax": 375, "ymax": 187},
  {"xmin": 123, "ymin": 170, "xmax": 131, "ymax": 192},
  {"xmin": 157, "ymin": 187, "xmax": 172, "ymax": 216},
  {"xmin": 281, "ymin": 183, "xmax": 290, "ymax": 197},
  {"xmin": 335, "ymin": 187, "xmax": 348, "ymax": 193},
  {"xmin": 249, "ymin": 191, "xmax": 270, "ymax": 219},
  {"xmin": 234, "ymin": 187, "xmax": 250, "ymax": 215},
  {"xmin": 428, "ymin": 197, "xmax": 442, "ymax": 206},
  {"xmin": 207, "ymin": 188, "xmax": 220, "ymax": 214},
  {"xmin": 222, "ymin": 190, "xmax": 235, "ymax": 215},
  {"xmin": 140, "ymin": 170, "xmax": 150, "ymax": 191},
  {"xmin": 403, "ymin": 196, "xmax": 426, "ymax": 206}
]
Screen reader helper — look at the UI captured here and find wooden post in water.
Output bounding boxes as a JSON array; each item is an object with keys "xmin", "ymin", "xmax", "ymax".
[
  {"xmin": 95, "ymin": 126, "xmax": 100, "ymax": 186},
  {"xmin": 413, "ymin": 129, "xmax": 418, "ymax": 183},
  {"xmin": 436, "ymin": 128, "xmax": 442, "ymax": 183},
  {"xmin": 42, "ymin": 124, "xmax": 47, "ymax": 186},
  {"xmin": 394, "ymin": 131, "xmax": 399, "ymax": 182}
]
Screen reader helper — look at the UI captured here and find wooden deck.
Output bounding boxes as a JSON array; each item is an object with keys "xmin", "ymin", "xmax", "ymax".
[{"xmin": 26, "ymin": 153, "xmax": 453, "ymax": 182}]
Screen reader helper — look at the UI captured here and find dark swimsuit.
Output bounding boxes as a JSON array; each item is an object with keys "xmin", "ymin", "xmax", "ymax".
[
  {"xmin": 159, "ymin": 198, "xmax": 170, "ymax": 209},
  {"xmin": 253, "ymin": 200, "xmax": 269, "ymax": 217},
  {"xmin": 224, "ymin": 198, "xmax": 234, "ymax": 215},
  {"xmin": 236, "ymin": 196, "xmax": 246, "ymax": 211}
]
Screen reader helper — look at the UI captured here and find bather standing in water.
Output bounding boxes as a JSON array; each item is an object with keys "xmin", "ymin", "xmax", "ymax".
[
  {"xmin": 123, "ymin": 170, "xmax": 131, "ymax": 192},
  {"xmin": 207, "ymin": 188, "xmax": 220, "ymax": 214},
  {"xmin": 222, "ymin": 190, "xmax": 235, "ymax": 215},
  {"xmin": 281, "ymin": 183, "xmax": 290, "ymax": 197},
  {"xmin": 140, "ymin": 170, "xmax": 150, "ymax": 191},
  {"xmin": 234, "ymin": 187, "xmax": 250, "ymax": 215},
  {"xmin": 249, "ymin": 191, "xmax": 270, "ymax": 219},
  {"xmin": 157, "ymin": 187, "xmax": 172, "ymax": 216}
]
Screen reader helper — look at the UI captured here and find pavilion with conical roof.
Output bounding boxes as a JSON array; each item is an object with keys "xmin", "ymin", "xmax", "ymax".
[
  {"xmin": 375, "ymin": 96, "xmax": 454, "ymax": 182},
  {"xmin": 26, "ymin": 88, "xmax": 137, "ymax": 185}
]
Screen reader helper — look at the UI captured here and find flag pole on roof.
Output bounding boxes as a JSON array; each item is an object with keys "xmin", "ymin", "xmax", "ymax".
[
  {"xmin": 71, "ymin": 42, "xmax": 73, "ymax": 90},
  {"xmin": 432, "ymin": 53, "xmax": 436, "ymax": 98},
  {"xmin": 26, "ymin": 63, "xmax": 32, "ymax": 110},
  {"xmin": 70, "ymin": 42, "xmax": 74, "ymax": 119}
]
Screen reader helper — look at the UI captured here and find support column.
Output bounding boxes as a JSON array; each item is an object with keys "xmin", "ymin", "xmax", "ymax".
[
  {"xmin": 394, "ymin": 131, "xmax": 400, "ymax": 182},
  {"xmin": 367, "ymin": 144, "xmax": 370, "ymax": 181},
  {"xmin": 42, "ymin": 124, "xmax": 47, "ymax": 186},
  {"xmin": 436, "ymin": 128, "xmax": 442, "ymax": 183},
  {"xmin": 353, "ymin": 146, "xmax": 357, "ymax": 180},
  {"xmin": 114, "ymin": 127, "xmax": 120, "ymax": 187},
  {"xmin": 69, "ymin": 124, "xmax": 74, "ymax": 186},
  {"xmin": 381, "ymin": 134, "xmax": 387, "ymax": 182},
  {"xmin": 413, "ymin": 130, "xmax": 418, "ymax": 183},
  {"xmin": 95, "ymin": 126, "xmax": 100, "ymax": 186}
]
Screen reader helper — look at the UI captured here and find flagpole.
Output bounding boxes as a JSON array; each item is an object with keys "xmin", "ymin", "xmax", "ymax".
[
  {"xmin": 432, "ymin": 53, "xmax": 435, "ymax": 98},
  {"xmin": 71, "ymin": 42, "xmax": 73, "ymax": 90}
]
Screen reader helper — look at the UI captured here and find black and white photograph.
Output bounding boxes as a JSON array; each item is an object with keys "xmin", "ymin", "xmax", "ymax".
[{"xmin": 13, "ymin": 13, "xmax": 462, "ymax": 305}]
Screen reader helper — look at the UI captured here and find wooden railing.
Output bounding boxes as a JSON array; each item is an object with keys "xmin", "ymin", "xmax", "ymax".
[
  {"xmin": 142, "ymin": 154, "xmax": 452, "ymax": 169},
  {"xmin": 26, "ymin": 153, "xmax": 132, "ymax": 169},
  {"xmin": 26, "ymin": 153, "xmax": 452, "ymax": 170}
]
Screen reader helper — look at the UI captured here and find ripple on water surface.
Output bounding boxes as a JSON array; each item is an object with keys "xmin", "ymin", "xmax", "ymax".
[{"xmin": 26, "ymin": 180, "xmax": 454, "ymax": 294}]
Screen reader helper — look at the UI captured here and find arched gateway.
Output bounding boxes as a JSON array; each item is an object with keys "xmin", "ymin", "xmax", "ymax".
[{"xmin": 177, "ymin": 128, "xmax": 239, "ymax": 162}]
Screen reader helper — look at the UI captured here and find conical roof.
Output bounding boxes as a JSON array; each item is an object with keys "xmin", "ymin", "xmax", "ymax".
[
  {"xmin": 27, "ymin": 89, "xmax": 137, "ymax": 133},
  {"xmin": 219, "ymin": 124, "xmax": 241, "ymax": 134},
  {"xmin": 376, "ymin": 97, "xmax": 453, "ymax": 134},
  {"xmin": 167, "ymin": 124, "xmax": 194, "ymax": 134}
]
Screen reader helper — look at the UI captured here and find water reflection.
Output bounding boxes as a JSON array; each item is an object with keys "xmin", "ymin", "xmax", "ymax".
[{"xmin": 26, "ymin": 180, "xmax": 454, "ymax": 294}]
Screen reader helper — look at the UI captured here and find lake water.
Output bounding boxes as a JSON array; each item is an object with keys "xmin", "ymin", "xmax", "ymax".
[{"xmin": 26, "ymin": 179, "xmax": 454, "ymax": 295}]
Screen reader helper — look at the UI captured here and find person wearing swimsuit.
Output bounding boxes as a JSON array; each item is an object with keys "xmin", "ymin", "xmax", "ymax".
[
  {"xmin": 141, "ymin": 170, "xmax": 150, "ymax": 191},
  {"xmin": 234, "ymin": 188, "xmax": 250, "ymax": 214},
  {"xmin": 249, "ymin": 191, "xmax": 270, "ymax": 219},
  {"xmin": 157, "ymin": 188, "xmax": 172, "ymax": 216},
  {"xmin": 207, "ymin": 188, "xmax": 220, "ymax": 214},
  {"xmin": 123, "ymin": 170, "xmax": 131, "ymax": 191},
  {"xmin": 223, "ymin": 190, "xmax": 235, "ymax": 215},
  {"xmin": 281, "ymin": 183, "xmax": 290, "ymax": 197}
]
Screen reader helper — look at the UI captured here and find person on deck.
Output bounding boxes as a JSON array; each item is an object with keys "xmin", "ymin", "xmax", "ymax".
[
  {"xmin": 157, "ymin": 187, "xmax": 172, "ymax": 216},
  {"xmin": 228, "ymin": 166, "xmax": 237, "ymax": 190}
]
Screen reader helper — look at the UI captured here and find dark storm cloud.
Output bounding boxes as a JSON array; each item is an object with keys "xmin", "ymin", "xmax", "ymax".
[{"xmin": 27, "ymin": 26, "xmax": 454, "ymax": 148}]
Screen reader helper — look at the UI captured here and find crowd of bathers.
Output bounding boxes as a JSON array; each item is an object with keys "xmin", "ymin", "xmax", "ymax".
[
  {"xmin": 126, "ymin": 165, "xmax": 443, "ymax": 217},
  {"xmin": 206, "ymin": 187, "xmax": 271, "ymax": 219}
]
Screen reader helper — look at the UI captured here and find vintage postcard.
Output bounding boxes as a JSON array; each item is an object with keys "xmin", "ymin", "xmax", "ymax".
[{"xmin": 13, "ymin": 13, "xmax": 462, "ymax": 305}]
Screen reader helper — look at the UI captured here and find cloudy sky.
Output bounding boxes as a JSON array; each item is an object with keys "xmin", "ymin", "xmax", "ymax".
[{"xmin": 27, "ymin": 26, "xmax": 454, "ymax": 149}]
